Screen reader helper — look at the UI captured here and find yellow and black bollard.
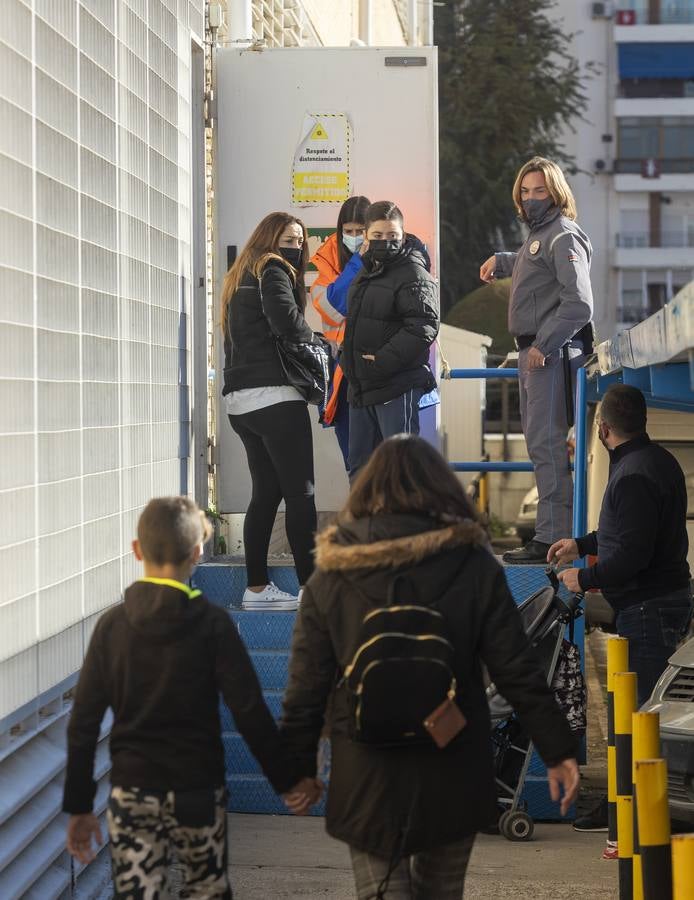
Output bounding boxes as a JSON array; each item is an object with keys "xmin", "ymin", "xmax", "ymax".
[
  {"xmin": 632, "ymin": 712, "xmax": 661, "ymax": 900},
  {"xmin": 617, "ymin": 796, "xmax": 634, "ymax": 899},
  {"xmin": 635, "ymin": 759, "xmax": 672, "ymax": 900},
  {"xmin": 672, "ymin": 834, "xmax": 694, "ymax": 900},
  {"xmin": 607, "ymin": 637, "xmax": 629, "ymax": 856},
  {"xmin": 614, "ymin": 671, "xmax": 637, "ymax": 899},
  {"xmin": 478, "ymin": 471, "xmax": 489, "ymax": 516}
]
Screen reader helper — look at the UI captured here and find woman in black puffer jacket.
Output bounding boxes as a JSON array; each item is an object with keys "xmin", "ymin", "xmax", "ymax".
[
  {"xmin": 281, "ymin": 436, "xmax": 579, "ymax": 900},
  {"xmin": 341, "ymin": 201, "xmax": 439, "ymax": 480},
  {"xmin": 221, "ymin": 212, "xmax": 317, "ymax": 610}
]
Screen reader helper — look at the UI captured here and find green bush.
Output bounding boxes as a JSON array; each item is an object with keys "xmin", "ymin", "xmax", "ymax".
[{"xmin": 444, "ymin": 279, "xmax": 514, "ymax": 355}]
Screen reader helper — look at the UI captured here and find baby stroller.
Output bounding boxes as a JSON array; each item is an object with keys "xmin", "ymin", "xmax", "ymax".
[{"xmin": 487, "ymin": 567, "xmax": 585, "ymax": 841}]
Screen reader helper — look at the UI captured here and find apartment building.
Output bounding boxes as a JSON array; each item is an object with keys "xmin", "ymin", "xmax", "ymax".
[{"xmin": 557, "ymin": 0, "xmax": 694, "ymax": 340}]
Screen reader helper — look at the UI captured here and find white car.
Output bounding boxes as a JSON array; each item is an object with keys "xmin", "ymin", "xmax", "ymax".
[
  {"xmin": 642, "ymin": 638, "xmax": 694, "ymax": 825},
  {"xmin": 514, "ymin": 485, "xmax": 538, "ymax": 545}
]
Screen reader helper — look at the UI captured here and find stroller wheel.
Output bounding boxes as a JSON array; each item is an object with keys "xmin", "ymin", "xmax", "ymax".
[{"xmin": 500, "ymin": 810, "xmax": 534, "ymax": 842}]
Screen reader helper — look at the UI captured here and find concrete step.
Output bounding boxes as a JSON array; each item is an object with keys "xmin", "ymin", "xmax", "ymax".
[
  {"xmin": 226, "ymin": 774, "xmax": 326, "ymax": 817},
  {"xmin": 201, "ymin": 560, "xmax": 581, "ymax": 820},
  {"xmin": 231, "ymin": 610, "xmax": 296, "ymax": 650},
  {"xmin": 192, "ymin": 561, "xmax": 299, "ymax": 608}
]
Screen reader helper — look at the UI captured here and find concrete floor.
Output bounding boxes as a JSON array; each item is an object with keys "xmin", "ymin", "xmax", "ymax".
[
  {"xmin": 227, "ymin": 814, "xmax": 617, "ymax": 899},
  {"xmin": 227, "ymin": 631, "xmax": 617, "ymax": 899}
]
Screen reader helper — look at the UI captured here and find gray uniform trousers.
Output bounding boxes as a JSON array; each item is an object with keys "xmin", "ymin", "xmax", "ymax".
[{"xmin": 518, "ymin": 346, "xmax": 585, "ymax": 544}]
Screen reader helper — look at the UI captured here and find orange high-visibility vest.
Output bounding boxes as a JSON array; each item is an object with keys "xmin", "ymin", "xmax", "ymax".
[
  {"xmin": 310, "ymin": 232, "xmax": 346, "ymax": 341},
  {"xmin": 310, "ymin": 232, "xmax": 346, "ymax": 424}
]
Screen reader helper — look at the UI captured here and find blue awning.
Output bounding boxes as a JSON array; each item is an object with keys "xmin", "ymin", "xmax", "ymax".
[{"xmin": 619, "ymin": 43, "xmax": 694, "ymax": 79}]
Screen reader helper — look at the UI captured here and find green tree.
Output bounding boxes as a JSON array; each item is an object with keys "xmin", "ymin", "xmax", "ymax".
[
  {"xmin": 445, "ymin": 279, "xmax": 514, "ymax": 355},
  {"xmin": 435, "ymin": 0, "xmax": 594, "ymax": 315}
]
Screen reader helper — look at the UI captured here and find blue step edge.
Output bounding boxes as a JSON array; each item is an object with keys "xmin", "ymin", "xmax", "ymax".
[
  {"xmin": 227, "ymin": 774, "xmax": 326, "ymax": 817},
  {"xmin": 248, "ymin": 650, "xmax": 290, "ymax": 691},
  {"xmin": 220, "ymin": 689, "xmax": 284, "ymax": 731},
  {"xmin": 231, "ymin": 610, "xmax": 296, "ymax": 650},
  {"xmin": 192, "ymin": 562, "xmax": 299, "ymax": 608}
]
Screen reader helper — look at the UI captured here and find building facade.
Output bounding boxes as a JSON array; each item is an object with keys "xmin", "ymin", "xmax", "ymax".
[
  {"xmin": 556, "ymin": 0, "xmax": 694, "ymax": 341},
  {"xmin": 0, "ymin": 2, "xmax": 429, "ymax": 895}
]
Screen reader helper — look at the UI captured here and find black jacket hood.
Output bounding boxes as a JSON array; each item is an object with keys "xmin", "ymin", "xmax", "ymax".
[{"xmin": 123, "ymin": 581, "xmax": 208, "ymax": 639}]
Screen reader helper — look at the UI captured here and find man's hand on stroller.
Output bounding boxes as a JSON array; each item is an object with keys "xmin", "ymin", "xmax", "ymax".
[
  {"xmin": 546, "ymin": 538, "xmax": 579, "ymax": 566},
  {"xmin": 547, "ymin": 758, "xmax": 580, "ymax": 816}
]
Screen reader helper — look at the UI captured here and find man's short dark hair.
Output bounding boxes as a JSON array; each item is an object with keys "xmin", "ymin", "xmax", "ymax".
[
  {"xmin": 600, "ymin": 384, "xmax": 647, "ymax": 438},
  {"xmin": 137, "ymin": 496, "xmax": 211, "ymax": 565}
]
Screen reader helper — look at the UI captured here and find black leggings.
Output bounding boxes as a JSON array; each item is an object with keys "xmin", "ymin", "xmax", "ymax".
[{"xmin": 229, "ymin": 401, "xmax": 317, "ymax": 586}]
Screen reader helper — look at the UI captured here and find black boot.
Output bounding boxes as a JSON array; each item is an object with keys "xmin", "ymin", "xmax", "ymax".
[
  {"xmin": 573, "ymin": 796, "xmax": 608, "ymax": 832},
  {"xmin": 502, "ymin": 539, "xmax": 551, "ymax": 565}
]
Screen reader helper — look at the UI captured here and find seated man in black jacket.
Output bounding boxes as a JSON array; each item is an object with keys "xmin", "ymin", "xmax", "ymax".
[{"xmin": 548, "ymin": 384, "xmax": 692, "ymax": 830}]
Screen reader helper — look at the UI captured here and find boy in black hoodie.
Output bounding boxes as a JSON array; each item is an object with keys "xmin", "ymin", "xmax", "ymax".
[{"xmin": 63, "ymin": 496, "xmax": 317, "ymax": 898}]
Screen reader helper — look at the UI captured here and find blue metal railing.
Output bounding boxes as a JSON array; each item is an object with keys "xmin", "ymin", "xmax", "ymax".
[
  {"xmin": 446, "ymin": 365, "xmax": 590, "ymax": 539},
  {"xmin": 448, "ymin": 368, "xmax": 519, "ymax": 380}
]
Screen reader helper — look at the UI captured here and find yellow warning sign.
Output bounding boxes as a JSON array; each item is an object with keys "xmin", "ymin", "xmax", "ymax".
[
  {"xmin": 292, "ymin": 113, "xmax": 351, "ymax": 206},
  {"xmin": 310, "ymin": 122, "xmax": 328, "ymax": 141}
]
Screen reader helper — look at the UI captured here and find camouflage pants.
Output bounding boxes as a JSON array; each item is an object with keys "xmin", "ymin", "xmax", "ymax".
[{"xmin": 107, "ymin": 786, "xmax": 232, "ymax": 899}]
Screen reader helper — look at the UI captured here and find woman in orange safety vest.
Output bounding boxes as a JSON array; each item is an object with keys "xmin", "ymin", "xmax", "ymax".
[{"xmin": 310, "ymin": 196, "xmax": 371, "ymax": 469}]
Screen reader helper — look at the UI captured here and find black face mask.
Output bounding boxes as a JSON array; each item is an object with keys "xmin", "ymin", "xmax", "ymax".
[
  {"xmin": 522, "ymin": 198, "xmax": 555, "ymax": 227},
  {"xmin": 365, "ymin": 239, "xmax": 402, "ymax": 266},
  {"xmin": 279, "ymin": 246, "xmax": 302, "ymax": 268}
]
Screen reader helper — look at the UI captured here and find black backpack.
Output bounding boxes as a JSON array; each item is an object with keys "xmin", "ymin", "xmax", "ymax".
[{"xmin": 343, "ymin": 579, "xmax": 457, "ymax": 747}]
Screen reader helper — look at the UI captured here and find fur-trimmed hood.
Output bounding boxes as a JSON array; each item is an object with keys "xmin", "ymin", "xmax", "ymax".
[{"xmin": 315, "ymin": 514, "xmax": 488, "ymax": 572}]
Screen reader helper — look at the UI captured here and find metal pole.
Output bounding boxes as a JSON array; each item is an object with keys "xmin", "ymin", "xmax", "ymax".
[
  {"xmin": 573, "ymin": 366, "xmax": 588, "ymax": 539},
  {"xmin": 448, "ymin": 368, "xmax": 519, "ymax": 379},
  {"xmin": 606, "ymin": 638, "xmax": 629, "ymax": 858},
  {"xmin": 451, "ymin": 462, "xmax": 534, "ymax": 473},
  {"xmin": 501, "ymin": 379, "xmax": 509, "ymax": 465},
  {"xmin": 407, "ymin": 0, "xmax": 417, "ymax": 45},
  {"xmin": 617, "ymin": 796, "xmax": 634, "ymax": 900},
  {"xmin": 635, "ymin": 759, "xmax": 672, "ymax": 900},
  {"xmin": 672, "ymin": 834, "xmax": 694, "ymax": 900},
  {"xmin": 614, "ymin": 672, "xmax": 637, "ymax": 899},
  {"xmin": 359, "ymin": 0, "xmax": 372, "ymax": 45},
  {"xmin": 632, "ymin": 712, "xmax": 661, "ymax": 900}
]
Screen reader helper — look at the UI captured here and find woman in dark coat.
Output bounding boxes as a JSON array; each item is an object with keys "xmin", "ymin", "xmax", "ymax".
[
  {"xmin": 281, "ymin": 436, "xmax": 579, "ymax": 899},
  {"xmin": 221, "ymin": 212, "xmax": 317, "ymax": 610}
]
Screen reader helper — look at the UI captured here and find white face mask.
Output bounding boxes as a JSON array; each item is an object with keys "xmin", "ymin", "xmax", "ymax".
[{"xmin": 342, "ymin": 233, "xmax": 364, "ymax": 253}]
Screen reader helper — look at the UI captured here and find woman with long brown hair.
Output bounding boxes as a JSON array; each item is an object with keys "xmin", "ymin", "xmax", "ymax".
[
  {"xmin": 221, "ymin": 212, "xmax": 318, "ymax": 610},
  {"xmin": 281, "ymin": 435, "xmax": 579, "ymax": 898}
]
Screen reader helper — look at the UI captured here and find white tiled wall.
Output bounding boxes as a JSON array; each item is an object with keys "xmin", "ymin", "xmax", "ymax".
[{"xmin": 0, "ymin": 0, "xmax": 204, "ymax": 722}]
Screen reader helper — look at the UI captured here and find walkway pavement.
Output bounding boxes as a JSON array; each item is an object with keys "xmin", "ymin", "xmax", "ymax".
[
  {"xmin": 227, "ymin": 814, "xmax": 617, "ymax": 898},
  {"xmin": 226, "ymin": 631, "xmax": 617, "ymax": 898}
]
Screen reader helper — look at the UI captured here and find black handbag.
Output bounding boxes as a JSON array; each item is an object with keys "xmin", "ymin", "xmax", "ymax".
[
  {"xmin": 275, "ymin": 334, "xmax": 331, "ymax": 406},
  {"xmin": 258, "ymin": 272, "xmax": 331, "ymax": 406}
]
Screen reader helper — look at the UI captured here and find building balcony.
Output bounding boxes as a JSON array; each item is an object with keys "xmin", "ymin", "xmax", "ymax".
[
  {"xmin": 615, "ymin": 22, "xmax": 694, "ymax": 42},
  {"xmin": 613, "ymin": 239, "xmax": 694, "ymax": 268},
  {"xmin": 612, "ymin": 166, "xmax": 694, "ymax": 194},
  {"xmin": 615, "ymin": 158, "xmax": 694, "ymax": 175},
  {"xmin": 615, "ymin": 305, "xmax": 650, "ymax": 327},
  {"xmin": 615, "ymin": 97, "xmax": 694, "ymax": 117},
  {"xmin": 615, "ymin": 1, "xmax": 694, "ymax": 28},
  {"xmin": 616, "ymin": 231, "xmax": 694, "ymax": 248}
]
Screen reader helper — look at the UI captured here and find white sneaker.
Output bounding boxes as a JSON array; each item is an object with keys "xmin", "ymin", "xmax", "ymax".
[{"xmin": 241, "ymin": 582, "xmax": 299, "ymax": 611}]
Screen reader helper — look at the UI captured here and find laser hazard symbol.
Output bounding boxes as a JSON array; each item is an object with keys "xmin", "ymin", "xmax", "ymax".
[{"xmin": 310, "ymin": 122, "xmax": 329, "ymax": 141}]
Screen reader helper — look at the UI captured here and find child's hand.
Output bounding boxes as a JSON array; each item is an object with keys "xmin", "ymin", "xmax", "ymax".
[
  {"xmin": 282, "ymin": 777, "xmax": 323, "ymax": 815},
  {"xmin": 66, "ymin": 813, "xmax": 103, "ymax": 864}
]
